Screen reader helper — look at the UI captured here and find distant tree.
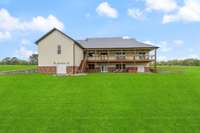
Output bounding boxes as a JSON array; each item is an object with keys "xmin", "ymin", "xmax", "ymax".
[
  {"xmin": 1, "ymin": 57, "xmax": 12, "ymax": 64},
  {"xmin": 10, "ymin": 57, "xmax": 19, "ymax": 64},
  {"xmin": 29, "ymin": 54, "xmax": 38, "ymax": 65},
  {"xmin": 158, "ymin": 58, "xmax": 200, "ymax": 66},
  {"xmin": 0, "ymin": 57, "xmax": 29, "ymax": 65}
]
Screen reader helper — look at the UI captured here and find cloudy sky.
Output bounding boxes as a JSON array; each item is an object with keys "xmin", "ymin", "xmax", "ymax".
[{"xmin": 0, "ymin": 0, "xmax": 200, "ymax": 60}]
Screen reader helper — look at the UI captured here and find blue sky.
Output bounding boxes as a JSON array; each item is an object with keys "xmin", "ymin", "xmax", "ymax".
[{"xmin": 0, "ymin": 0, "xmax": 200, "ymax": 60}]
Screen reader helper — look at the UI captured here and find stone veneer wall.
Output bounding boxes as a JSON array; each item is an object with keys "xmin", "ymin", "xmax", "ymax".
[
  {"xmin": 38, "ymin": 66, "xmax": 79, "ymax": 74},
  {"xmin": 86, "ymin": 67, "xmax": 139, "ymax": 73},
  {"xmin": 66, "ymin": 66, "xmax": 79, "ymax": 74},
  {"xmin": 38, "ymin": 66, "xmax": 56, "ymax": 74},
  {"xmin": 38, "ymin": 66, "xmax": 153, "ymax": 74}
]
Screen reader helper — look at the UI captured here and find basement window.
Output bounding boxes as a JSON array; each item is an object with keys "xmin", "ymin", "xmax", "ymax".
[
  {"xmin": 116, "ymin": 64, "xmax": 126, "ymax": 69},
  {"xmin": 88, "ymin": 64, "xmax": 95, "ymax": 69},
  {"xmin": 57, "ymin": 45, "xmax": 61, "ymax": 55}
]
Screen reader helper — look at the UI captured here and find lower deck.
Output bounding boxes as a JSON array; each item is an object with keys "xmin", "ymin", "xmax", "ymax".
[
  {"xmin": 85, "ymin": 63, "xmax": 153, "ymax": 73},
  {"xmin": 38, "ymin": 60, "xmax": 156, "ymax": 74}
]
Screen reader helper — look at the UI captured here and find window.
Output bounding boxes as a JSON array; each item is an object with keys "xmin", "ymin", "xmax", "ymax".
[
  {"xmin": 139, "ymin": 52, "xmax": 145, "ymax": 59},
  {"xmin": 88, "ymin": 64, "xmax": 95, "ymax": 69},
  {"xmin": 116, "ymin": 64, "xmax": 121, "ymax": 69},
  {"xmin": 116, "ymin": 64, "xmax": 126, "ymax": 69},
  {"xmin": 57, "ymin": 45, "xmax": 61, "ymax": 55},
  {"xmin": 122, "ymin": 64, "xmax": 126, "ymax": 69},
  {"xmin": 101, "ymin": 52, "xmax": 108, "ymax": 55},
  {"xmin": 116, "ymin": 52, "xmax": 125, "ymax": 55},
  {"xmin": 88, "ymin": 52, "xmax": 94, "ymax": 57},
  {"xmin": 116, "ymin": 52, "xmax": 126, "ymax": 60}
]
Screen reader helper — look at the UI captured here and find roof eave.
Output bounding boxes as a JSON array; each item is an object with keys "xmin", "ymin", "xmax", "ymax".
[{"xmin": 84, "ymin": 47, "xmax": 159, "ymax": 49}]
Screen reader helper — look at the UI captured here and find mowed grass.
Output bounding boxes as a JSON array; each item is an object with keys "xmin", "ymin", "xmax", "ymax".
[
  {"xmin": 0, "ymin": 65, "xmax": 36, "ymax": 72},
  {"xmin": 0, "ymin": 66, "xmax": 200, "ymax": 133}
]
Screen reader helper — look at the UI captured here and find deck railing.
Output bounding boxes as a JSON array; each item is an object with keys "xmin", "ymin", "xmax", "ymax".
[{"xmin": 87, "ymin": 55, "xmax": 155, "ymax": 61}]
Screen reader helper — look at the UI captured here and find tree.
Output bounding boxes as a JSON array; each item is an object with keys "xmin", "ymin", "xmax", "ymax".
[
  {"xmin": 1, "ymin": 57, "xmax": 11, "ymax": 64},
  {"xmin": 158, "ymin": 58, "xmax": 200, "ymax": 66},
  {"xmin": 29, "ymin": 54, "xmax": 38, "ymax": 65},
  {"xmin": 0, "ymin": 57, "xmax": 29, "ymax": 65},
  {"xmin": 10, "ymin": 57, "xmax": 19, "ymax": 64}
]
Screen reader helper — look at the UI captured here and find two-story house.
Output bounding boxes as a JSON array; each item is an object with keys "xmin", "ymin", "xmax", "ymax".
[{"xmin": 36, "ymin": 28, "xmax": 158, "ymax": 74}]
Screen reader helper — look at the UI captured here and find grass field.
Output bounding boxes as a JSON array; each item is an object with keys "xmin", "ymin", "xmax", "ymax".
[
  {"xmin": 0, "ymin": 66, "xmax": 200, "ymax": 133},
  {"xmin": 0, "ymin": 65, "xmax": 36, "ymax": 72}
]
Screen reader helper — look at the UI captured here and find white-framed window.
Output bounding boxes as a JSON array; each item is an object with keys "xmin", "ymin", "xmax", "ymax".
[
  {"xmin": 116, "ymin": 64, "xmax": 126, "ymax": 69},
  {"xmin": 57, "ymin": 45, "xmax": 61, "ymax": 55},
  {"xmin": 88, "ymin": 64, "xmax": 95, "ymax": 69}
]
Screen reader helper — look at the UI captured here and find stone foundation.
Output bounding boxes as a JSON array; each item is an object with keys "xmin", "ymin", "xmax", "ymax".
[
  {"xmin": 38, "ymin": 66, "xmax": 79, "ymax": 74},
  {"xmin": 85, "ymin": 67, "xmax": 154, "ymax": 73},
  {"xmin": 66, "ymin": 66, "xmax": 79, "ymax": 74},
  {"xmin": 38, "ymin": 66, "xmax": 155, "ymax": 74},
  {"xmin": 127, "ymin": 67, "xmax": 138, "ymax": 73},
  {"xmin": 86, "ymin": 67, "xmax": 139, "ymax": 73}
]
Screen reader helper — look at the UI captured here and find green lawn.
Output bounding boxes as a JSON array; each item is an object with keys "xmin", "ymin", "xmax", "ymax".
[
  {"xmin": 0, "ymin": 66, "xmax": 200, "ymax": 133},
  {"xmin": 0, "ymin": 65, "xmax": 36, "ymax": 72}
]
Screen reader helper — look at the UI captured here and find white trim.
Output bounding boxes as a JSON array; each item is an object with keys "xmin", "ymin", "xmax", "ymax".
[
  {"xmin": 56, "ymin": 64, "xmax": 67, "ymax": 75},
  {"xmin": 100, "ymin": 64, "xmax": 108, "ymax": 72},
  {"xmin": 137, "ymin": 65, "xmax": 145, "ymax": 72}
]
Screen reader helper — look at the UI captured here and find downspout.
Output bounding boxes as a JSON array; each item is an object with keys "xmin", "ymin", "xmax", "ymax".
[{"xmin": 73, "ymin": 43, "xmax": 75, "ymax": 74}]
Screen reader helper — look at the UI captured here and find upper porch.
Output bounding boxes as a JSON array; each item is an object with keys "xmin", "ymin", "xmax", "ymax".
[{"xmin": 84, "ymin": 48, "xmax": 157, "ymax": 63}]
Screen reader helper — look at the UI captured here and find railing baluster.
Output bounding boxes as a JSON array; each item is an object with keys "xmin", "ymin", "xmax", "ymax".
[{"xmin": 87, "ymin": 54, "xmax": 153, "ymax": 61}]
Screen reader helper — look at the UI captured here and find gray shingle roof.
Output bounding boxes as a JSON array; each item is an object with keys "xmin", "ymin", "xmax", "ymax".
[
  {"xmin": 36, "ymin": 28, "xmax": 158, "ymax": 49},
  {"xmin": 78, "ymin": 37, "xmax": 158, "ymax": 49}
]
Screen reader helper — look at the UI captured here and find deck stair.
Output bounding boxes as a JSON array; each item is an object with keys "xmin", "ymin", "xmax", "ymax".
[{"xmin": 79, "ymin": 55, "xmax": 87, "ymax": 73}]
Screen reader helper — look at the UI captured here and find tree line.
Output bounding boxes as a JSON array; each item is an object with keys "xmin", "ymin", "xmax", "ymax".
[
  {"xmin": 158, "ymin": 59, "xmax": 200, "ymax": 66},
  {"xmin": 0, "ymin": 54, "xmax": 38, "ymax": 65}
]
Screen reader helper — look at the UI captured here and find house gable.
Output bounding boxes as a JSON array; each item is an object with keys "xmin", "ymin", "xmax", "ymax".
[
  {"xmin": 35, "ymin": 28, "xmax": 84, "ymax": 49},
  {"xmin": 37, "ymin": 28, "xmax": 83, "ymax": 67}
]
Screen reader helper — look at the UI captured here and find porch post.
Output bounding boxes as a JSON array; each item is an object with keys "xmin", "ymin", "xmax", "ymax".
[
  {"xmin": 134, "ymin": 50, "xmax": 136, "ymax": 65},
  {"xmin": 95, "ymin": 49, "xmax": 97, "ymax": 72},
  {"xmin": 154, "ymin": 49, "xmax": 157, "ymax": 72},
  {"xmin": 121, "ymin": 49, "xmax": 123, "ymax": 71},
  {"xmin": 107, "ymin": 49, "xmax": 109, "ymax": 61}
]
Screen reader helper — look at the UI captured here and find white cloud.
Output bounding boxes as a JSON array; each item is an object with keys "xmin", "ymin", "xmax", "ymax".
[
  {"xmin": 163, "ymin": 15, "xmax": 176, "ymax": 24},
  {"xmin": 177, "ymin": 54, "xmax": 200, "ymax": 59},
  {"xmin": 158, "ymin": 55, "xmax": 168, "ymax": 61},
  {"xmin": 96, "ymin": 2, "xmax": 118, "ymax": 18},
  {"xmin": 16, "ymin": 46, "xmax": 33, "ymax": 59},
  {"xmin": 146, "ymin": 0, "xmax": 178, "ymax": 12},
  {"xmin": 143, "ymin": 40, "xmax": 155, "ymax": 45},
  {"xmin": 21, "ymin": 39, "xmax": 31, "ymax": 45},
  {"xmin": 173, "ymin": 40, "xmax": 184, "ymax": 47},
  {"xmin": 188, "ymin": 48, "xmax": 194, "ymax": 52},
  {"xmin": 173, "ymin": 40, "xmax": 184, "ymax": 45},
  {"xmin": 0, "ymin": 8, "xmax": 64, "ymax": 32},
  {"xmin": 186, "ymin": 54, "xmax": 199, "ymax": 59},
  {"xmin": 144, "ymin": 40, "xmax": 184, "ymax": 53},
  {"xmin": 122, "ymin": 36, "xmax": 131, "ymax": 39},
  {"xmin": 187, "ymin": 53, "xmax": 200, "ymax": 59},
  {"xmin": 143, "ymin": 40, "xmax": 171, "ymax": 52},
  {"xmin": 0, "ymin": 31, "xmax": 11, "ymax": 41},
  {"xmin": 163, "ymin": 0, "xmax": 200, "ymax": 23},
  {"xmin": 128, "ymin": 8, "xmax": 145, "ymax": 20},
  {"xmin": 158, "ymin": 41, "xmax": 172, "ymax": 52},
  {"xmin": 143, "ymin": 39, "xmax": 198, "ymax": 61},
  {"xmin": 24, "ymin": 15, "xmax": 64, "ymax": 31}
]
